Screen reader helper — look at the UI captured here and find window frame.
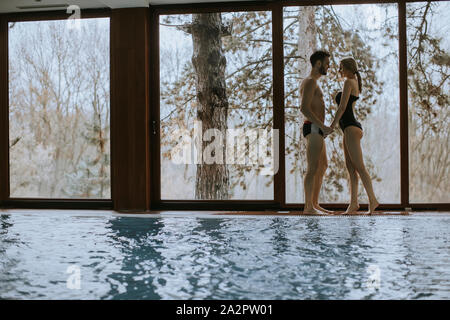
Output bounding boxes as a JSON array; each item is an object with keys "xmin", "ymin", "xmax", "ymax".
[
  {"xmin": 0, "ymin": 1, "xmax": 448, "ymax": 211},
  {"xmin": 0, "ymin": 8, "xmax": 113, "ymax": 209},
  {"xmin": 150, "ymin": 0, "xmax": 449, "ymax": 211}
]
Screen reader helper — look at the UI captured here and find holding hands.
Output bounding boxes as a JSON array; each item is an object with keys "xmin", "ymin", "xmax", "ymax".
[{"xmin": 323, "ymin": 125, "xmax": 334, "ymax": 137}]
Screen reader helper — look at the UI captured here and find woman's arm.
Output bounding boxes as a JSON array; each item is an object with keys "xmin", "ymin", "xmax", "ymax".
[{"xmin": 330, "ymin": 80, "xmax": 352, "ymax": 129}]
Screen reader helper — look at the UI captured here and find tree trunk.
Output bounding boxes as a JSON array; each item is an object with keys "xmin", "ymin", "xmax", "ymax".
[
  {"xmin": 298, "ymin": 7, "xmax": 317, "ymax": 80},
  {"xmin": 296, "ymin": 7, "xmax": 317, "ymax": 197},
  {"xmin": 191, "ymin": 13, "xmax": 230, "ymax": 200}
]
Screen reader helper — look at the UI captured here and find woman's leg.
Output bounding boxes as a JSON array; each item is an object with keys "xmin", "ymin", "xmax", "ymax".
[
  {"xmin": 344, "ymin": 126, "xmax": 379, "ymax": 213},
  {"xmin": 343, "ymin": 135, "xmax": 360, "ymax": 213}
]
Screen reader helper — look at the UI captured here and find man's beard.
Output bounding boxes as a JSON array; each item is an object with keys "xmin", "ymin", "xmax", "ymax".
[{"xmin": 319, "ymin": 65, "xmax": 327, "ymax": 75}]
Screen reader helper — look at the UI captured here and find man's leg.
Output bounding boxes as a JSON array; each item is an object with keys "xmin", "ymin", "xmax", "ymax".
[
  {"xmin": 304, "ymin": 133, "xmax": 324, "ymax": 214},
  {"xmin": 312, "ymin": 143, "xmax": 333, "ymax": 213}
]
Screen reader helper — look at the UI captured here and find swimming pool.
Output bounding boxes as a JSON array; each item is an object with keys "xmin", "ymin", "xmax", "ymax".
[{"xmin": 0, "ymin": 210, "xmax": 449, "ymax": 299}]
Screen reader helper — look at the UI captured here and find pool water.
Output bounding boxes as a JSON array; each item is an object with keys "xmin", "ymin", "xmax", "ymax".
[{"xmin": 0, "ymin": 211, "xmax": 449, "ymax": 300}]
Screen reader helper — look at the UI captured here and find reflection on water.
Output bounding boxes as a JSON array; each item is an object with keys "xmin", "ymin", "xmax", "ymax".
[
  {"xmin": 0, "ymin": 212, "xmax": 449, "ymax": 299},
  {"xmin": 104, "ymin": 217, "xmax": 165, "ymax": 299}
]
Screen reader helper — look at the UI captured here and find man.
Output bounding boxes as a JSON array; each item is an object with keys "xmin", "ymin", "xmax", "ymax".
[{"xmin": 299, "ymin": 50, "xmax": 333, "ymax": 215}]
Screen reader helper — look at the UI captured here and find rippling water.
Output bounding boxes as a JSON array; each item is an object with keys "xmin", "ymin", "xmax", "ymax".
[{"xmin": 0, "ymin": 211, "xmax": 449, "ymax": 300}]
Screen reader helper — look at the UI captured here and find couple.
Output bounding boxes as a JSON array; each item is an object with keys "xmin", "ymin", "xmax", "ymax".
[{"xmin": 300, "ymin": 50, "xmax": 379, "ymax": 215}]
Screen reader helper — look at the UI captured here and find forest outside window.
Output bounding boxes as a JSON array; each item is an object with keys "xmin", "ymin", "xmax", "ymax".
[
  {"xmin": 407, "ymin": 1, "xmax": 450, "ymax": 203},
  {"xmin": 8, "ymin": 18, "xmax": 111, "ymax": 199},
  {"xmin": 283, "ymin": 4, "xmax": 401, "ymax": 204},
  {"xmin": 6, "ymin": 1, "xmax": 448, "ymax": 208},
  {"xmin": 159, "ymin": 11, "xmax": 274, "ymax": 200}
]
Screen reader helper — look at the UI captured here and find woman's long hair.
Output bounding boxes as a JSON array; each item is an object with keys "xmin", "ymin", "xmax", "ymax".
[{"xmin": 341, "ymin": 57, "xmax": 362, "ymax": 93}]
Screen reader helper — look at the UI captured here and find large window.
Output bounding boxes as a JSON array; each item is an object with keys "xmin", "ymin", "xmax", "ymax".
[
  {"xmin": 8, "ymin": 18, "xmax": 110, "ymax": 199},
  {"xmin": 283, "ymin": 4, "xmax": 401, "ymax": 204},
  {"xmin": 407, "ymin": 1, "xmax": 450, "ymax": 203},
  {"xmin": 3, "ymin": 1, "xmax": 448, "ymax": 209},
  {"xmin": 159, "ymin": 11, "xmax": 274, "ymax": 200}
]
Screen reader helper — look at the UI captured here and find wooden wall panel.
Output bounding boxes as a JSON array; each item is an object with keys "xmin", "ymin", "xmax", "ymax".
[
  {"xmin": 272, "ymin": 3, "xmax": 285, "ymax": 207},
  {"xmin": 398, "ymin": 1, "xmax": 409, "ymax": 207},
  {"xmin": 0, "ymin": 15, "xmax": 9, "ymax": 206},
  {"xmin": 111, "ymin": 8, "xmax": 151, "ymax": 212}
]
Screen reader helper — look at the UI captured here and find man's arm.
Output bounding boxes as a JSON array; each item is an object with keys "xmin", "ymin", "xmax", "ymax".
[{"xmin": 300, "ymin": 79, "xmax": 327, "ymax": 131}]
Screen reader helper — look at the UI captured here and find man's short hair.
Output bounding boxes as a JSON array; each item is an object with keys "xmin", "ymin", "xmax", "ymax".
[{"xmin": 310, "ymin": 50, "xmax": 330, "ymax": 67}]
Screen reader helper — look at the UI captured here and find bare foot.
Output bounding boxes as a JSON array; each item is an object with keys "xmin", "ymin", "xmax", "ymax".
[
  {"xmin": 303, "ymin": 208, "xmax": 329, "ymax": 215},
  {"xmin": 314, "ymin": 205, "xmax": 334, "ymax": 214},
  {"xmin": 367, "ymin": 199, "xmax": 379, "ymax": 214},
  {"xmin": 344, "ymin": 203, "xmax": 360, "ymax": 214}
]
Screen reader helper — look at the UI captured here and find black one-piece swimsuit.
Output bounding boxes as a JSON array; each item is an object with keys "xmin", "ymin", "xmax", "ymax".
[{"xmin": 335, "ymin": 91, "xmax": 363, "ymax": 131}]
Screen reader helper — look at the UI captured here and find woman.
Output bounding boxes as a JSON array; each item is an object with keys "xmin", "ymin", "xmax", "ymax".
[{"xmin": 330, "ymin": 57, "xmax": 379, "ymax": 214}]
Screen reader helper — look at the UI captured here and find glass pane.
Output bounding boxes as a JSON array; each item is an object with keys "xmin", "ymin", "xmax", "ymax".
[
  {"xmin": 160, "ymin": 12, "xmax": 274, "ymax": 200},
  {"xmin": 284, "ymin": 4, "xmax": 400, "ymax": 204},
  {"xmin": 407, "ymin": 1, "xmax": 450, "ymax": 203},
  {"xmin": 9, "ymin": 18, "xmax": 111, "ymax": 199}
]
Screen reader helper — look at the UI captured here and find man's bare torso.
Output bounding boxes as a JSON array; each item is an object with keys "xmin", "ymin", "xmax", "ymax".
[{"xmin": 300, "ymin": 77, "xmax": 325, "ymax": 122}]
